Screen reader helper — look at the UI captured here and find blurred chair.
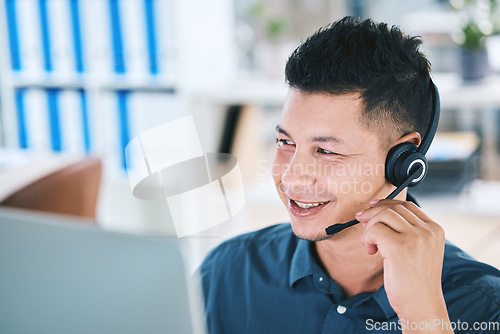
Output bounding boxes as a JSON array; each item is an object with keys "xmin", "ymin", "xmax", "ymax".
[{"xmin": 0, "ymin": 157, "xmax": 102, "ymax": 221}]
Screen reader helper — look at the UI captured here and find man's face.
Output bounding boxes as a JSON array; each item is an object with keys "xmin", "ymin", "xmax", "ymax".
[{"xmin": 272, "ymin": 89, "xmax": 393, "ymax": 241}]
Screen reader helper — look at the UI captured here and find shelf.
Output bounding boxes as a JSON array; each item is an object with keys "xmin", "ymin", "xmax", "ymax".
[
  {"xmin": 99, "ymin": 80, "xmax": 177, "ymax": 93},
  {"xmin": 1, "ymin": 74, "xmax": 177, "ymax": 93}
]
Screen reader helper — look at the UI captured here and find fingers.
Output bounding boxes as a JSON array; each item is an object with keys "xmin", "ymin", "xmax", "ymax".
[
  {"xmin": 360, "ymin": 208, "xmax": 409, "ymax": 255},
  {"xmin": 361, "ymin": 221, "xmax": 397, "ymax": 255},
  {"xmin": 367, "ymin": 199, "xmax": 432, "ymax": 223},
  {"xmin": 358, "ymin": 198, "xmax": 445, "ymax": 256},
  {"xmin": 356, "ymin": 199, "xmax": 435, "ymax": 232},
  {"xmin": 370, "ymin": 199, "xmax": 444, "ymax": 238}
]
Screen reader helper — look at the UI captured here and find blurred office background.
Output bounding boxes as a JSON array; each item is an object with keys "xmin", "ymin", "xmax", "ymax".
[{"xmin": 0, "ymin": 0, "xmax": 499, "ymax": 269}]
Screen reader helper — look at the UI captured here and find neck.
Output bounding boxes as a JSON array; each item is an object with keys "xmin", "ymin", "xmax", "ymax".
[
  {"xmin": 315, "ymin": 224, "xmax": 384, "ymax": 299},
  {"xmin": 314, "ymin": 187, "xmax": 409, "ymax": 299}
]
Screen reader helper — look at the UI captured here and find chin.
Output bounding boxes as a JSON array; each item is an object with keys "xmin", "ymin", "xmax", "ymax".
[
  {"xmin": 289, "ymin": 215, "xmax": 363, "ymax": 242},
  {"xmin": 289, "ymin": 218, "xmax": 332, "ymax": 242}
]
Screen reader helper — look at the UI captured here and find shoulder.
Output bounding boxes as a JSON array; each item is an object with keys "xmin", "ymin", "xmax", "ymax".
[
  {"xmin": 442, "ymin": 241, "xmax": 500, "ymax": 321},
  {"xmin": 442, "ymin": 241, "xmax": 500, "ymax": 285},
  {"xmin": 201, "ymin": 223, "xmax": 297, "ymax": 275}
]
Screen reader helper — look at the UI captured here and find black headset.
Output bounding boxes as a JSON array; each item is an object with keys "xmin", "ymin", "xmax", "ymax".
[
  {"xmin": 385, "ymin": 79, "xmax": 440, "ymax": 188},
  {"xmin": 325, "ymin": 79, "xmax": 440, "ymax": 236}
]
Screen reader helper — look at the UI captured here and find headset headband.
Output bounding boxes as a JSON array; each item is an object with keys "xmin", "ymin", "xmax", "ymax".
[{"xmin": 418, "ymin": 79, "xmax": 440, "ymax": 155}]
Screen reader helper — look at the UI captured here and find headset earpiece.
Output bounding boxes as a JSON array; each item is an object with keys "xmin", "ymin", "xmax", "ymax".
[
  {"xmin": 385, "ymin": 142, "xmax": 428, "ymax": 187},
  {"xmin": 384, "ymin": 79, "xmax": 439, "ymax": 189}
]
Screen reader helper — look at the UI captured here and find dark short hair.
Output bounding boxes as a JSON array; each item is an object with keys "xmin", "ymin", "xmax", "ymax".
[{"xmin": 285, "ymin": 16, "xmax": 432, "ymax": 145}]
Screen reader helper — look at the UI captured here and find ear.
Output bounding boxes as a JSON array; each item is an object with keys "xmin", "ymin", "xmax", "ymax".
[{"xmin": 391, "ymin": 132, "xmax": 422, "ymax": 148}]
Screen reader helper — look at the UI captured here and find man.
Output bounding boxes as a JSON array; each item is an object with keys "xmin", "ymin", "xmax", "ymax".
[{"xmin": 200, "ymin": 17, "xmax": 500, "ymax": 333}]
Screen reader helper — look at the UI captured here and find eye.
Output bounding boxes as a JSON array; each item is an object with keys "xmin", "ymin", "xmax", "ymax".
[
  {"xmin": 317, "ymin": 147, "xmax": 340, "ymax": 155},
  {"xmin": 276, "ymin": 138, "xmax": 294, "ymax": 145}
]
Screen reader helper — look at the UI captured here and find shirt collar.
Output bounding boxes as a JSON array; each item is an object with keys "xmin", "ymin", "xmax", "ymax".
[
  {"xmin": 289, "ymin": 237, "xmax": 315, "ymax": 287},
  {"xmin": 289, "ymin": 237, "xmax": 396, "ymax": 319},
  {"xmin": 372, "ymin": 286, "xmax": 397, "ymax": 319}
]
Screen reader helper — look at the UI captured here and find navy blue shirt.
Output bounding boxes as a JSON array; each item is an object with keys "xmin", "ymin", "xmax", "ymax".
[{"xmin": 200, "ymin": 223, "xmax": 500, "ymax": 334}]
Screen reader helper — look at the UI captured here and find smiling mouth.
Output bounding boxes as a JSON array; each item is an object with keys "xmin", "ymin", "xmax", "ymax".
[
  {"xmin": 288, "ymin": 199, "xmax": 331, "ymax": 217},
  {"xmin": 293, "ymin": 200, "xmax": 329, "ymax": 208}
]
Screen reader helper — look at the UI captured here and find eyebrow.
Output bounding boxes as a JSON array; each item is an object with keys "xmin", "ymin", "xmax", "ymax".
[
  {"xmin": 311, "ymin": 135, "xmax": 345, "ymax": 145},
  {"xmin": 276, "ymin": 125, "xmax": 291, "ymax": 138},
  {"xmin": 276, "ymin": 125, "xmax": 345, "ymax": 145}
]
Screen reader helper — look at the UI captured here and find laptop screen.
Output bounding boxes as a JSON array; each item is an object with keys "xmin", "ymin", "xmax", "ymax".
[{"xmin": 0, "ymin": 208, "xmax": 206, "ymax": 334}]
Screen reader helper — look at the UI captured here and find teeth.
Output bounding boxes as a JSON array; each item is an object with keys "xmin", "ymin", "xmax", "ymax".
[{"xmin": 293, "ymin": 200, "xmax": 327, "ymax": 209}]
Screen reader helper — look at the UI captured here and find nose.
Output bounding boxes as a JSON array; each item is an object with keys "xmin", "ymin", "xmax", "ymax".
[{"xmin": 281, "ymin": 153, "xmax": 316, "ymax": 191}]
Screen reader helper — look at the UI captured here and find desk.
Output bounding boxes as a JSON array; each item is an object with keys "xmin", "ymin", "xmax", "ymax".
[{"xmin": 434, "ymin": 74, "xmax": 500, "ymax": 180}]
